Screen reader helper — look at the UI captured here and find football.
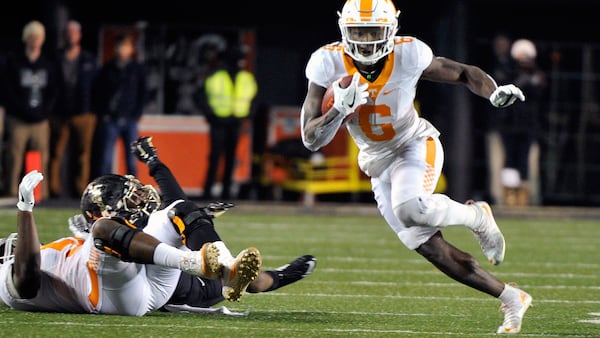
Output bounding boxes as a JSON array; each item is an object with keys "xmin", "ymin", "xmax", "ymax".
[{"xmin": 321, "ymin": 75, "xmax": 357, "ymax": 122}]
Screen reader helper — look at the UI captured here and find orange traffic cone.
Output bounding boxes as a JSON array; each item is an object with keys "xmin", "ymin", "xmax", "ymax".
[{"xmin": 25, "ymin": 151, "xmax": 42, "ymax": 202}]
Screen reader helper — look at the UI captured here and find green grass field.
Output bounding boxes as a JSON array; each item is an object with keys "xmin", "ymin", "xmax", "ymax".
[{"xmin": 0, "ymin": 204, "xmax": 598, "ymax": 337}]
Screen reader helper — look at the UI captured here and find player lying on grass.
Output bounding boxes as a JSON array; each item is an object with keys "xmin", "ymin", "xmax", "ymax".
[
  {"xmin": 0, "ymin": 170, "xmax": 261, "ymax": 315},
  {"xmin": 68, "ymin": 136, "xmax": 317, "ymax": 310},
  {"xmin": 68, "ymin": 213, "xmax": 316, "ymax": 311}
]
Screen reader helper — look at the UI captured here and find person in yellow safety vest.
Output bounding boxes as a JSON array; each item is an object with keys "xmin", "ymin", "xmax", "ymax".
[{"xmin": 197, "ymin": 44, "xmax": 258, "ymax": 200}]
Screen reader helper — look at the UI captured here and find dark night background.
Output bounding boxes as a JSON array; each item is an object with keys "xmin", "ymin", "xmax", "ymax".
[
  {"xmin": 3, "ymin": 0, "xmax": 597, "ymax": 107},
  {"xmin": 2, "ymin": 0, "xmax": 600, "ymax": 205}
]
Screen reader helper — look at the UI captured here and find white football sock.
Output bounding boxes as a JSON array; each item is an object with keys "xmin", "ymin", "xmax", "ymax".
[
  {"xmin": 498, "ymin": 284, "xmax": 519, "ymax": 304},
  {"xmin": 153, "ymin": 242, "xmax": 185, "ymax": 268},
  {"xmin": 213, "ymin": 241, "xmax": 235, "ymax": 265}
]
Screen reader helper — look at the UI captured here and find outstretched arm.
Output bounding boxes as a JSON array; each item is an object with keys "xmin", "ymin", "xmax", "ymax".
[
  {"xmin": 131, "ymin": 136, "xmax": 187, "ymax": 204},
  {"xmin": 13, "ymin": 170, "xmax": 44, "ymax": 298},
  {"xmin": 422, "ymin": 56, "xmax": 525, "ymax": 108},
  {"xmin": 130, "ymin": 136, "xmax": 235, "ymax": 220}
]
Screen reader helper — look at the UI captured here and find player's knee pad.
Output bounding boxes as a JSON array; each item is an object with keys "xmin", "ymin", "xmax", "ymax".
[
  {"xmin": 93, "ymin": 221, "xmax": 140, "ymax": 262},
  {"xmin": 394, "ymin": 195, "xmax": 449, "ymax": 228},
  {"xmin": 168, "ymin": 200, "xmax": 213, "ymax": 244}
]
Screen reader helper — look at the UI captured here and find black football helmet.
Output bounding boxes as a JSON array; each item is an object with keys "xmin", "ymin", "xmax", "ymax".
[{"xmin": 80, "ymin": 174, "xmax": 161, "ymax": 228}]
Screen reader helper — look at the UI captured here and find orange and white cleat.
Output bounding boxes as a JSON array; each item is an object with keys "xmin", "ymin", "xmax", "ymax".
[
  {"xmin": 497, "ymin": 289, "xmax": 533, "ymax": 334},
  {"xmin": 221, "ymin": 247, "xmax": 262, "ymax": 302},
  {"xmin": 467, "ymin": 200, "xmax": 506, "ymax": 265},
  {"xmin": 180, "ymin": 242, "xmax": 221, "ymax": 279}
]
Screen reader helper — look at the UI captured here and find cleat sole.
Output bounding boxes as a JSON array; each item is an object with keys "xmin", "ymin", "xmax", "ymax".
[
  {"xmin": 223, "ymin": 247, "xmax": 262, "ymax": 302},
  {"xmin": 201, "ymin": 243, "xmax": 221, "ymax": 279}
]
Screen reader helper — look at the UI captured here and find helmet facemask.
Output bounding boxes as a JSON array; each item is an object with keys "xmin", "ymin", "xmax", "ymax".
[
  {"xmin": 340, "ymin": 25, "xmax": 396, "ymax": 65},
  {"xmin": 0, "ymin": 233, "xmax": 18, "ymax": 264},
  {"xmin": 338, "ymin": 0, "xmax": 400, "ymax": 65},
  {"xmin": 121, "ymin": 177, "xmax": 161, "ymax": 227}
]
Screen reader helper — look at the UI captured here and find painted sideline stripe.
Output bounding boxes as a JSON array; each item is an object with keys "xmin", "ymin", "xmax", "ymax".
[
  {"xmin": 315, "ymin": 267, "xmax": 598, "ymax": 279},
  {"xmin": 306, "ymin": 280, "xmax": 600, "ymax": 290},
  {"xmin": 259, "ymin": 255, "xmax": 600, "ymax": 269},
  {"xmin": 260, "ymin": 292, "xmax": 600, "ymax": 304}
]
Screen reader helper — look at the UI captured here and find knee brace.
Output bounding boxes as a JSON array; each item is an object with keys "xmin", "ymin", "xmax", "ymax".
[
  {"xmin": 93, "ymin": 224, "xmax": 140, "ymax": 262},
  {"xmin": 168, "ymin": 200, "xmax": 219, "ymax": 248},
  {"xmin": 394, "ymin": 195, "xmax": 450, "ymax": 228}
]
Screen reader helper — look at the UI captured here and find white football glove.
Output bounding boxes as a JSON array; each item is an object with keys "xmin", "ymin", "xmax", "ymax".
[
  {"xmin": 17, "ymin": 170, "xmax": 44, "ymax": 212},
  {"xmin": 68, "ymin": 214, "xmax": 91, "ymax": 240},
  {"xmin": 332, "ymin": 72, "xmax": 369, "ymax": 118},
  {"xmin": 489, "ymin": 84, "xmax": 526, "ymax": 108}
]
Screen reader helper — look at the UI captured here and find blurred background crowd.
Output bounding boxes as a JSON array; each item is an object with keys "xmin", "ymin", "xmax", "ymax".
[{"xmin": 0, "ymin": 0, "xmax": 599, "ymax": 207}]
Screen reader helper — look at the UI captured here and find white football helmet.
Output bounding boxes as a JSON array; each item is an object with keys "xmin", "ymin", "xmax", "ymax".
[{"xmin": 338, "ymin": 0, "xmax": 400, "ymax": 65}]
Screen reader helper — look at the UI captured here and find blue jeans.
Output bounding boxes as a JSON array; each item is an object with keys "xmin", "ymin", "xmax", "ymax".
[{"xmin": 97, "ymin": 118, "xmax": 139, "ymax": 176}]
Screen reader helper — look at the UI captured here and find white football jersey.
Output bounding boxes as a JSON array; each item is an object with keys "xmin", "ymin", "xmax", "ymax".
[
  {"xmin": 0, "ymin": 236, "xmax": 93, "ymax": 313},
  {"xmin": 0, "ymin": 200, "xmax": 185, "ymax": 315},
  {"xmin": 305, "ymin": 36, "xmax": 441, "ymax": 177}
]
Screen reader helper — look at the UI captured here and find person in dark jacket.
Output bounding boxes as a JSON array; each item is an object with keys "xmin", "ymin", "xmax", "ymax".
[
  {"xmin": 49, "ymin": 20, "xmax": 98, "ymax": 198},
  {"xmin": 1, "ymin": 20, "xmax": 58, "ymax": 198},
  {"xmin": 496, "ymin": 39, "xmax": 547, "ymax": 206},
  {"xmin": 92, "ymin": 32, "xmax": 148, "ymax": 177}
]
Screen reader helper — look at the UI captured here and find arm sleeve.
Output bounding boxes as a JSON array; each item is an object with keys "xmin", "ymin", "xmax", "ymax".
[{"xmin": 148, "ymin": 161, "xmax": 187, "ymax": 204}]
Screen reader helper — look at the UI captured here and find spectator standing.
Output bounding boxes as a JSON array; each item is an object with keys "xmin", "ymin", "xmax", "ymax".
[
  {"xmin": 485, "ymin": 33, "xmax": 516, "ymax": 206},
  {"xmin": 197, "ymin": 45, "xmax": 257, "ymax": 200},
  {"xmin": 502, "ymin": 39, "xmax": 546, "ymax": 206},
  {"xmin": 48, "ymin": 20, "xmax": 97, "ymax": 198},
  {"xmin": 92, "ymin": 32, "xmax": 147, "ymax": 177},
  {"xmin": 486, "ymin": 38, "xmax": 546, "ymax": 206},
  {"xmin": 1, "ymin": 20, "xmax": 58, "ymax": 198}
]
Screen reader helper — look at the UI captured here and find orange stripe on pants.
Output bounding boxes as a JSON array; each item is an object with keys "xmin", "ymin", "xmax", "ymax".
[{"xmin": 423, "ymin": 137, "xmax": 437, "ymax": 193}]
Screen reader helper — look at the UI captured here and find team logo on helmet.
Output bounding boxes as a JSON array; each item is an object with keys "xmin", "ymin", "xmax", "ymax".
[{"xmin": 81, "ymin": 174, "xmax": 161, "ymax": 228}]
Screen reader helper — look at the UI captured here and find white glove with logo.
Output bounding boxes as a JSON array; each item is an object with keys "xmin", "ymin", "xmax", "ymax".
[
  {"xmin": 17, "ymin": 170, "xmax": 44, "ymax": 212},
  {"xmin": 489, "ymin": 84, "xmax": 526, "ymax": 108},
  {"xmin": 332, "ymin": 72, "xmax": 369, "ymax": 118}
]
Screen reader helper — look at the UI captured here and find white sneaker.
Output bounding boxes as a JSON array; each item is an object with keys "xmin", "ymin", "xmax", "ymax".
[
  {"xmin": 221, "ymin": 247, "xmax": 262, "ymax": 302},
  {"xmin": 180, "ymin": 242, "xmax": 221, "ymax": 279},
  {"xmin": 468, "ymin": 201, "xmax": 506, "ymax": 265},
  {"xmin": 497, "ymin": 289, "xmax": 533, "ymax": 334}
]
